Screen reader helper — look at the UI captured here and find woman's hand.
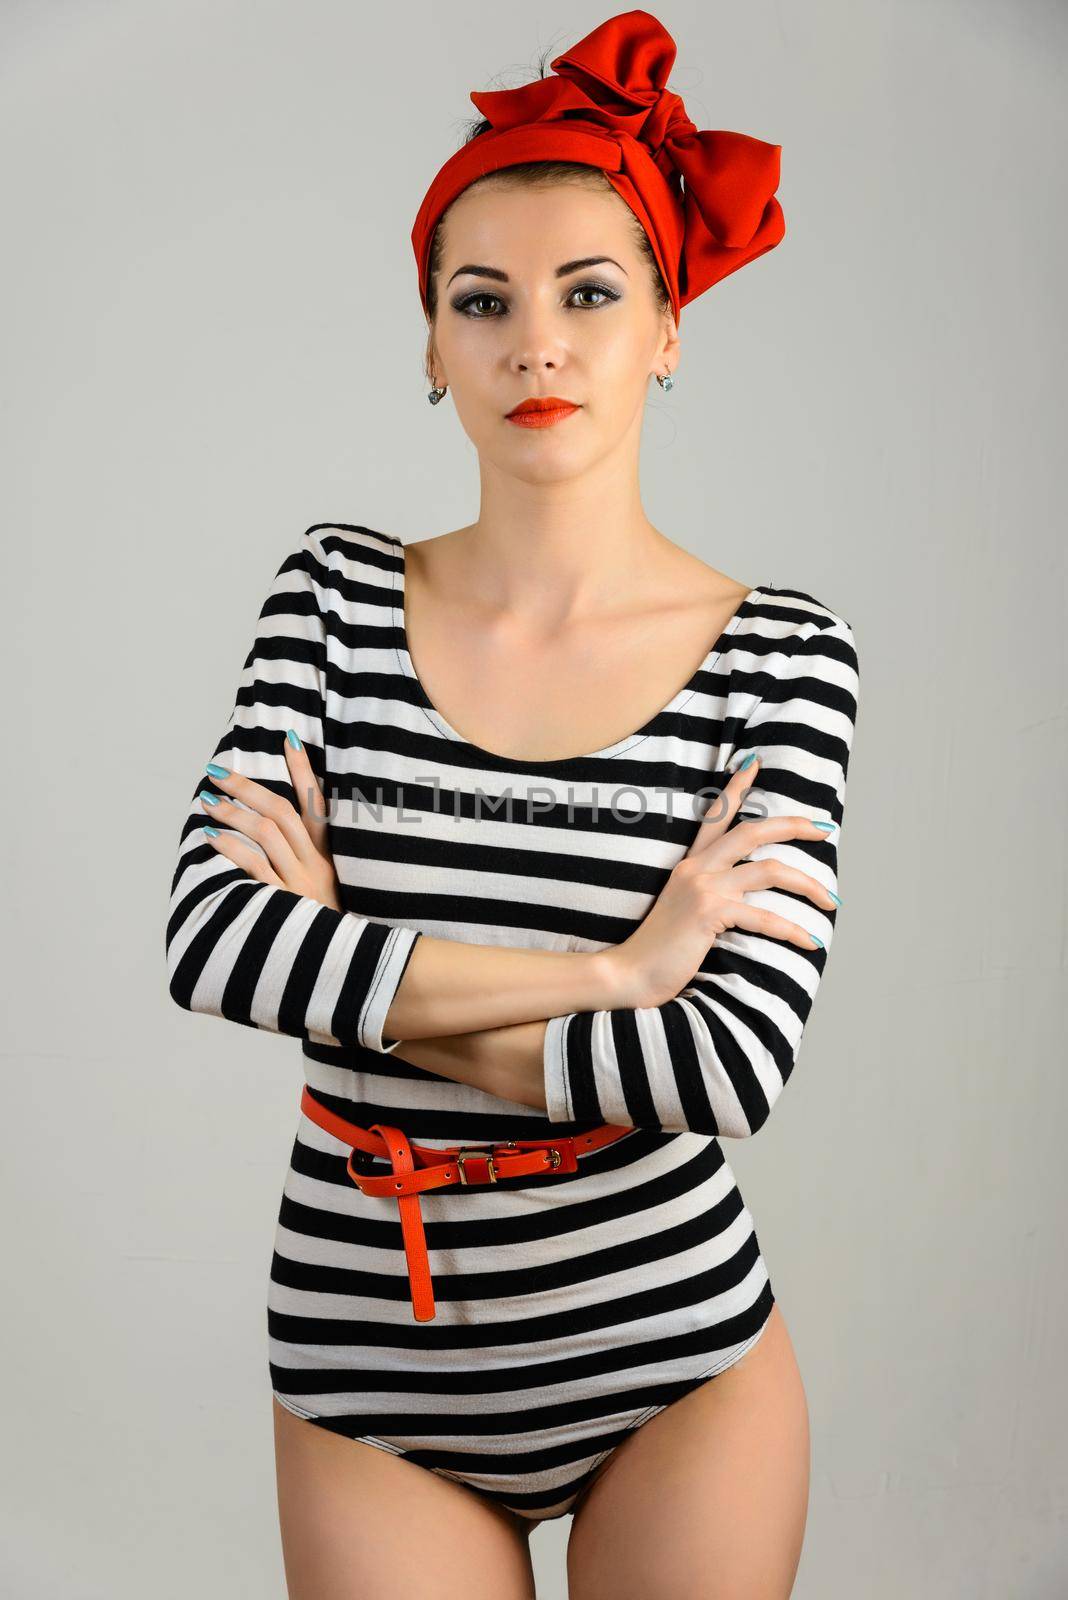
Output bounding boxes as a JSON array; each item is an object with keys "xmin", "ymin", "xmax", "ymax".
[
  {"xmin": 604, "ymin": 757, "xmax": 840, "ymax": 1010},
  {"xmin": 199, "ymin": 732, "xmax": 343, "ymax": 912}
]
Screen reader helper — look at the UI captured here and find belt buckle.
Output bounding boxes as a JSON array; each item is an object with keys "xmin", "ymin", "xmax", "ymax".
[
  {"xmin": 454, "ymin": 1140, "xmax": 565, "ymax": 1185},
  {"xmin": 455, "ymin": 1146, "xmax": 500, "ymax": 1185}
]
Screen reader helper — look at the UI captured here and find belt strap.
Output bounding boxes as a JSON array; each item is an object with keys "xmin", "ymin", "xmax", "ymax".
[{"xmin": 298, "ymin": 1084, "xmax": 633, "ymax": 1322}]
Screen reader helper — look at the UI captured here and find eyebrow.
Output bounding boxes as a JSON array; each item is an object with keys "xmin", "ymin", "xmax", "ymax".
[{"xmin": 446, "ymin": 256, "xmax": 628, "ymax": 287}]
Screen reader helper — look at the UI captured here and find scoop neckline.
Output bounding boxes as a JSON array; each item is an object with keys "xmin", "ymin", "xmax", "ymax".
[{"xmin": 389, "ymin": 538, "xmax": 764, "ymax": 771}]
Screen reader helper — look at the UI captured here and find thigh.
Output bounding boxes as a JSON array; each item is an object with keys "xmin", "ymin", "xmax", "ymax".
[
  {"xmin": 272, "ymin": 1397, "xmax": 537, "ymax": 1600},
  {"xmin": 565, "ymin": 1303, "xmax": 810, "ymax": 1600}
]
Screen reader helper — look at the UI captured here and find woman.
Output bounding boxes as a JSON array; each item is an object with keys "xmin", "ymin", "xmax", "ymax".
[{"xmin": 166, "ymin": 11, "xmax": 859, "ymax": 1597}]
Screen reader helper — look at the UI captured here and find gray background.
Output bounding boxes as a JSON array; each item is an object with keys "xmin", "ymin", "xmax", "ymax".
[{"xmin": 3, "ymin": 1, "xmax": 1065, "ymax": 1595}]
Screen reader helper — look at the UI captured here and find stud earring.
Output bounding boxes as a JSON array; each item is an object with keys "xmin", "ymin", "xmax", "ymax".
[
  {"xmin": 427, "ymin": 382, "xmax": 448, "ymax": 405},
  {"xmin": 656, "ymin": 371, "xmax": 674, "ymax": 391}
]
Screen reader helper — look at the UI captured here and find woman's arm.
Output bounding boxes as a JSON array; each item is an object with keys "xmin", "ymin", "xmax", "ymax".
[
  {"xmin": 535, "ymin": 616, "xmax": 861, "ymax": 1136},
  {"xmin": 376, "ymin": 938, "xmax": 621, "ymax": 1044},
  {"xmin": 394, "ymin": 616, "xmax": 860, "ymax": 1129},
  {"xmin": 165, "ymin": 526, "xmax": 625, "ymax": 1052},
  {"xmin": 381, "ymin": 1021, "xmax": 551, "ymax": 1109}
]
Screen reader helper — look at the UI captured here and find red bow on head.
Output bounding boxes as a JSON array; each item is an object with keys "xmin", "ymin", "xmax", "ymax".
[{"xmin": 411, "ymin": 9, "xmax": 785, "ymax": 323}]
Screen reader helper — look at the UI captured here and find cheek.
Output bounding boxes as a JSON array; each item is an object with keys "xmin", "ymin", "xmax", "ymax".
[
  {"xmin": 441, "ymin": 336, "xmax": 501, "ymax": 412},
  {"xmin": 437, "ymin": 317, "xmax": 497, "ymax": 374},
  {"xmin": 586, "ymin": 342, "xmax": 652, "ymax": 420},
  {"xmin": 582, "ymin": 317, "xmax": 651, "ymax": 382},
  {"xmin": 445, "ymin": 324, "xmax": 487, "ymax": 371}
]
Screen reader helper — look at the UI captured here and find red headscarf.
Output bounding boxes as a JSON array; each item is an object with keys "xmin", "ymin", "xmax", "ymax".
[{"xmin": 410, "ymin": 9, "xmax": 785, "ymax": 326}]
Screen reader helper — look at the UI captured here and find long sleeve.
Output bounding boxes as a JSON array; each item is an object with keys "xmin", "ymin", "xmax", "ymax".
[
  {"xmin": 542, "ymin": 614, "xmax": 860, "ymax": 1136},
  {"xmin": 165, "ymin": 525, "xmax": 421, "ymax": 1052}
]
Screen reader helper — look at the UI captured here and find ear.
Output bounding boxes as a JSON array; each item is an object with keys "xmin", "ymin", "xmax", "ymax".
[
  {"xmin": 658, "ymin": 312, "xmax": 681, "ymax": 372},
  {"xmin": 425, "ymin": 331, "xmax": 446, "ymax": 389}
]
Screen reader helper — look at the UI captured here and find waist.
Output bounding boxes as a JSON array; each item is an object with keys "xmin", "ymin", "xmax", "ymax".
[{"xmin": 298, "ymin": 1083, "xmax": 635, "ymax": 1323}]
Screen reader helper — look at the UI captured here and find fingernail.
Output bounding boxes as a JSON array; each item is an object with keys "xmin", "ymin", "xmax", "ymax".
[
  {"xmin": 828, "ymin": 891, "xmax": 843, "ymax": 906},
  {"xmin": 206, "ymin": 762, "xmax": 230, "ymax": 779},
  {"xmin": 739, "ymin": 753, "xmax": 756, "ymax": 771},
  {"xmin": 810, "ymin": 934, "xmax": 825, "ymax": 948},
  {"xmin": 286, "ymin": 729, "xmax": 302, "ymax": 750},
  {"xmin": 199, "ymin": 790, "xmax": 221, "ymax": 807},
  {"xmin": 813, "ymin": 820, "xmax": 835, "ymax": 832},
  {"xmin": 203, "ymin": 825, "xmax": 220, "ymax": 838}
]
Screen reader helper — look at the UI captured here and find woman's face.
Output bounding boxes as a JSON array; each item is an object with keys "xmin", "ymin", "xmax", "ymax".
[{"xmin": 428, "ymin": 180, "xmax": 679, "ymax": 483}]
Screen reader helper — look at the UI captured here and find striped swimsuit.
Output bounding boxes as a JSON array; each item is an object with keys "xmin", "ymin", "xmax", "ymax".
[{"xmin": 166, "ymin": 522, "xmax": 859, "ymax": 1522}]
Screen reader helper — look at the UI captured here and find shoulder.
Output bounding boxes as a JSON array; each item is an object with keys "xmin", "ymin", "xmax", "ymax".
[
  {"xmin": 743, "ymin": 586, "xmax": 860, "ymax": 725},
  {"xmin": 298, "ymin": 520, "xmax": 403, "ymax": 583},
  {"xmin": 752, "ymin": 583, "xmax": 858, "ymax": 666},
  {"xmin": 284, "ymin": 522, "xmax": 403, "ymax": 621}
]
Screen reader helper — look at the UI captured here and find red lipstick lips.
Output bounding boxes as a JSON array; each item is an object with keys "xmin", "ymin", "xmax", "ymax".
[{"xmin": 505, "ymin": 396, "xmax": 581, "ymax": 429}]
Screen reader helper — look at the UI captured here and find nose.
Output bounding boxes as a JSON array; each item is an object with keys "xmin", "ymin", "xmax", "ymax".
[
  {"xmin": 509, "ymin": 306, "xmax": 567, "ymax": 376},
  {"xmin": 513, "ymin": 349, "xmax": 561, "ymax": 374}
]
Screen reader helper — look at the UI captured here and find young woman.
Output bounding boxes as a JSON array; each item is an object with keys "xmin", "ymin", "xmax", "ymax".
[{"xmin": 166, "ymin": 12, "xmax": 858, "ymax": 1598}]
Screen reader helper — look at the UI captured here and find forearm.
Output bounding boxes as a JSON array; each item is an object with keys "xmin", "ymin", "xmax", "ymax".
[
  {"xmin": 381, "ymin": 936, "xmax": 621, "ymax": 1045},
  {"xmin": 390, "ymin": 1019, "xmax": 549, "ymax": 1111}
]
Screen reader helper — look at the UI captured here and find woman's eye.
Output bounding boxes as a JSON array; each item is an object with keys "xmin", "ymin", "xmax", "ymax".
[
  {"xmin": 452, "ymin": 283, "xmax": 620, "ymax": 317},
  {"xmin": 456, "ymin": 292, "xmax": 504, "ymax": 318},
  {"xmin": 568, "ymin": 284, "xmax": 613, "ymax": 308}
]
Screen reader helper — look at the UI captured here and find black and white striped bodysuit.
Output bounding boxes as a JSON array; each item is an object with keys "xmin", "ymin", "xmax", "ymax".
[{"xmin": 166, "ymin": 522, "xmax": 859, "ymax": 1522}]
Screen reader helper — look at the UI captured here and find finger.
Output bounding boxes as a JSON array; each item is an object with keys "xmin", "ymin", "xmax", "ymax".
[
  {"xmin": 686, "ymin": 756, "xmax": 761, "ymax": 856},
  {"xmin": 201, "ymin": 824, "xmax": 285, "ymax": 888},
  {"xmin": 283, "ymin": 730, "xmax": 330, "ymax": 855},
  {"xmin": 198, "ymin": 790, "xmax": 304, "ymax": 882},
  {"xmin": 712, "ymin": 812, "xmax": 837, "ymax": 869},
  {"xmin": 201, "ymin": 763, "xmax": 315, "ymax": 867},
  {"xmin": 725, "ymin": 899, "xmax": 826, "ymax": 951},
  {"xmin": 727, "ymin": 859, "xmax": 841, "ymax": 912}
]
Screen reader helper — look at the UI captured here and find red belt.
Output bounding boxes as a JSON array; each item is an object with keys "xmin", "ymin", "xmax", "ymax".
[{"xmin": 298, "ymin": 1084, "xmax": 634, "ymax": 1323}]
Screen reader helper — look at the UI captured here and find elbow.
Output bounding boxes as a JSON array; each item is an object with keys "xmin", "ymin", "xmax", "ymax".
[
  {"xmin": 687, "ymin": 1039, "xmax": 792, "ymax": 1139},
  {"xmin": 164, "ymin": 870, "xmax": 239, "ymax": 1017},
  {"xmin": 165, "ymin": 904, "xmax": 210, "ymax": 1017},
  {"xmin": 728, "ymin": 1045, "xmax": 796, "ymax": 1138},
  {"xmin": 703, "ymin": 1096, "xmax": 776, "ymax": 1141},
  {"xmin": 739, "ymin": 1098, "xmax": 775, "ymax": 1138},
  {"xmin": 165, "ymin": 937, "xmax": 196, "ymax": 1014},
  {"xmin": 166, "ymin": 964, "xmax": 193, "ymax": 1014}
]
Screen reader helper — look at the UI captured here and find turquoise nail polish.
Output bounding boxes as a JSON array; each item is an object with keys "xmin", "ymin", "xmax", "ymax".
[
  {"xmin": 739, "ymin": 753, "xmax": 756, "ymax": 771},
  {"xmin": 286, "ymin": 729, "xmax": 302, "ymax": 750},
  {"xmin": 199, "ymin": 790, "xmax": 220, "ymax": 806},
  {"xmin": 810, "ymin": 934, "xmax": 825, "ymax": 949},
  {"xmin": 828, "ymin": 891, "xmax": 843, "ymax": 907},
  {"xmin": 203, "ymin": 825, "xmax": 220, "ymax": 838},
  {"xmin": 206, "ymin": 762, "xmax": 230, "ymax": 779},
  {"xmin": 813, "ymin": 820, "xmax": 835, "ymax": 832}
]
